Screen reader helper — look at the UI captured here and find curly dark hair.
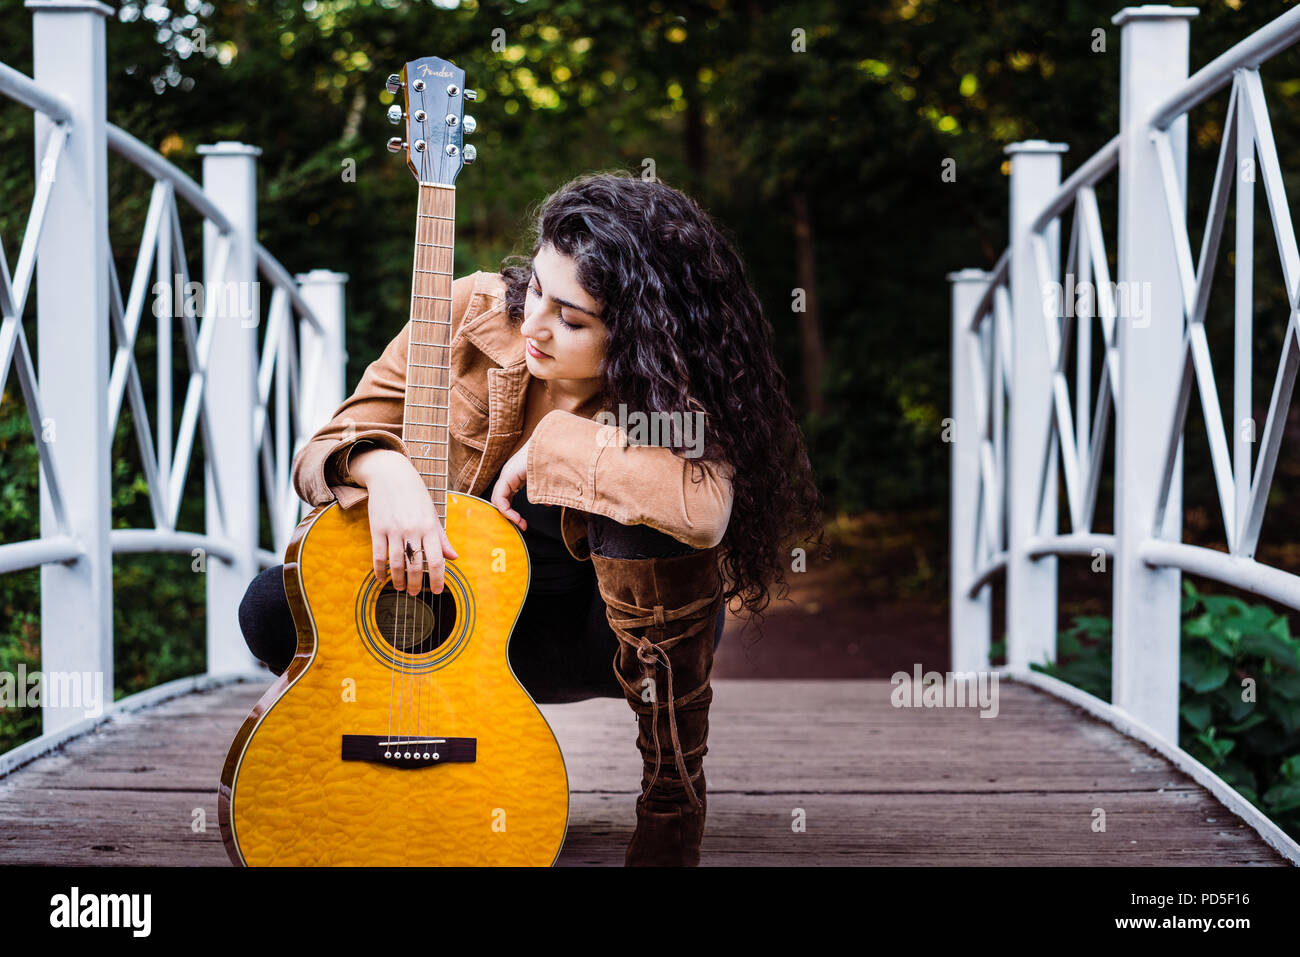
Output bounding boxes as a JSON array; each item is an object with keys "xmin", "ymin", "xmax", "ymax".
[{"xmin": 499, "ymin": 169, "xmax": 825, "ymax": 633}]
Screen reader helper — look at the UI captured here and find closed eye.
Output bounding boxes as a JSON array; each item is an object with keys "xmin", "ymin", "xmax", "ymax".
[{"xmin": 529, "ymin": 278, "xmax": 582, "ymax": 330}]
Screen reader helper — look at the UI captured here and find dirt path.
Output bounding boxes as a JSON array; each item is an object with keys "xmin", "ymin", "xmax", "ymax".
[{"xmin": 713, "ymin": 510, "xmax": 951, "ymax": 679}]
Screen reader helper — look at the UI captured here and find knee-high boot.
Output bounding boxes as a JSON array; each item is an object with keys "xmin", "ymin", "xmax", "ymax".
[{"xmin": 590, "ymin": 544, "xmax": 724, "ymax": 866}]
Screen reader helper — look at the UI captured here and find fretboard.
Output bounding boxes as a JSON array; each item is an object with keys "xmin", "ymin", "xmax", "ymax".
[{"xmin": 403, "ymin": 182, "xmax": 455, "ymax": 521}]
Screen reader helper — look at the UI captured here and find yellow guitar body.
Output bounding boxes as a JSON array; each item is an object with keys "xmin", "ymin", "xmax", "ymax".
[{"xmin": 218, "ymin": 493, "xmax": 569, "ymax": 865}]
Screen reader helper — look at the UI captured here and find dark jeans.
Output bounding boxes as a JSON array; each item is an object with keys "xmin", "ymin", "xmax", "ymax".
[{"xmin": 237, "ymin": 513, "xmax": 726, "ymax": 704}]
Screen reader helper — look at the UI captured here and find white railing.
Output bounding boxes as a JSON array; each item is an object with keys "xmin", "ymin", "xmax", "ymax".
[
  {"xmin": 951, "ymin": 4, "xmax": 1300, "ymax": 862},
  {"xmin": 0, "ymin": 0, "xmax": 346, "ymax": 739}
]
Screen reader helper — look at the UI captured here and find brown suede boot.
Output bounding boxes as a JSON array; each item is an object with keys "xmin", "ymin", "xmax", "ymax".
[{"xmin": 590, "ymin": 545, "xmax": 724, "ymax": 867}]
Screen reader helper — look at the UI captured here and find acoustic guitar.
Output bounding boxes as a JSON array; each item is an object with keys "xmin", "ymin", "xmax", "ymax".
[{"xmin": 217, "ymin": 55, "xmax": 569, "ymax": 866}]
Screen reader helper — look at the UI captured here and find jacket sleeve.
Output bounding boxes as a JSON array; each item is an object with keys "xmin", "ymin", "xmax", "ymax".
[
  {"xmin": 524, "ymin": 410, "xmax": 734, "ymax": 550},
  {"xmin": 290, "ymin": 271, "xmax": 482, "ymax": 509}
]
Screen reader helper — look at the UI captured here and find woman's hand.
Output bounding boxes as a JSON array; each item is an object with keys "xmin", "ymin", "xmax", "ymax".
[
  {"xmin": 348, "ymin": 448, "xmax": 458, "ymax": 596},
  {"xmin": 490, "ymin": 439, "xmax": 529, "ymax": 531}
]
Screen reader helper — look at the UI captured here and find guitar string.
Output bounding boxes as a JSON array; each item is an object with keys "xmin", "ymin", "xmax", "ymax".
[
  {"xmin": 393, "ymin": 93, "xmax": 458, "ymax": 768},
  {"xmin": 424, "ymin": 179, "xmax": 448, "ymax": 765},
  {"xmin": 419, "ymin": 125, "xmax": 451, "ymax": 767},
  {"xmin": 399, "ymin": 520, "xmax": 409, "ymax": 755},
  {"xmin": 413, "ymin": 110, "xmax": 439, "ymax": 765},
  {"xmin": 412, "ymin": 100, "xmax": 431, "ymax": 766},
  {"xmin": 395, "ymin": 105, "xmax": 425, "ymax": 764},
  {"xmin": 410, "ymin": 114, "xmax": 439, "ymax": 764},
  {"xmin": 433, "ymin": 159, "xmax": 453, "ymax": 767},
  {"xmin": 413, "ymin": 139, "xmax": 432, "ymax": 763}
]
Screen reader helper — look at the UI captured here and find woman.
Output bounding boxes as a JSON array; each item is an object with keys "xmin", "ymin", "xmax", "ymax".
[{"xmin": 239, "ymin": 170, "xmax": 823, "ymax": 866}]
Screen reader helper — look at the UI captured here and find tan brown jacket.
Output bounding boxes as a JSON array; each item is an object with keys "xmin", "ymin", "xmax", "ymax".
[{"xmin": 290, "ymin": 270, "xmax": 734, "ymax": 560}]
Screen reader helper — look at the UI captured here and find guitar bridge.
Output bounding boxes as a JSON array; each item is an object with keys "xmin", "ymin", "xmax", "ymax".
[{"xmin": 341, "ymin": 734, "xmax": 476, "ymax": 769}]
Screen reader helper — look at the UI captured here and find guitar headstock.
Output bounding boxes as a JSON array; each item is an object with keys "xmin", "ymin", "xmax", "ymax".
[{"xmin": 385, "ymin": 56, "xmax": 477, "ymax": 184}]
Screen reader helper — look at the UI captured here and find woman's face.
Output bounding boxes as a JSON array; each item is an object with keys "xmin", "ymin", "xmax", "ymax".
[{"xmin": 520, "ymin": 244, "xmax": 607, "ymax": 381}]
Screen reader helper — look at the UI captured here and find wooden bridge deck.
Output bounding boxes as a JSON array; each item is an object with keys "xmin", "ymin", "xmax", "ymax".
[{"xmin": 0, "ymin": 678, "xmax": 1289, "ymax": 866}]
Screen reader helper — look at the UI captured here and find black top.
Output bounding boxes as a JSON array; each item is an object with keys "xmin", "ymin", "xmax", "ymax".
[{"xmin": 485, "ymin": 468, "xmax": 592, "ymax": 595}]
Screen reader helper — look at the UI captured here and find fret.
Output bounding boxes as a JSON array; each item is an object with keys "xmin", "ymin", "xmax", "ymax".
[
  {"xmin": 412, "ymin": 294, "xmax": 452, "ymax": 301},
  {"xmin": 405, "ymin": 401, "xmax": 449, "ymax": 409},
  {"xmin": 410, "ymin": 454, "xmax": 450, "ymax": 461},
  {"xmin": 407, "ymin": 361, "xmax": 448, "ymax": 369},
  {"xmin": 416, "ymin": 214, "xmax": 456, "ymax": 221}
]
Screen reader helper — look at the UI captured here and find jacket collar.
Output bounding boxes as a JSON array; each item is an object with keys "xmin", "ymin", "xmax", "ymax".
[{"xmin": 459, "ymin": 298, "xmax": 525, "ymax": 370}]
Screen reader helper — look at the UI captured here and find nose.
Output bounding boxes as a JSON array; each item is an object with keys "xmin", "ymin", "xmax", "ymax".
[{"xmin": 520, "ymin": 304, "xmax": 549, "ymax": 343}]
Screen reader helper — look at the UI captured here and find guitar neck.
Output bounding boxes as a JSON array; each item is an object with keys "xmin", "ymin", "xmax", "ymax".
[{"xmin": 403, "ymin": 182, "xmax": 456, "ymax": 521}]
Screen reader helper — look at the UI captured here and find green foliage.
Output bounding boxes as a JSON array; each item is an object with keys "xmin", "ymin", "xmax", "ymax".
[
  {"xmin": 0, "ymin": 387, "xmax": 42, "ymax": 753},
  {"xmin": 0, "ymin": 566, "xmax": 40, "ymax": 753},
  {"xmin": 994, "ymin": 580, "xmax": 1300, "ymax": 841}
]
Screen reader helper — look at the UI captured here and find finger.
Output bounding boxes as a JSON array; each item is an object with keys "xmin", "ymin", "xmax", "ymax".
[
  {"xmin": 388, "ymin": 533, "xmax": 407, "ymax": 593},
  {"xmin": 373, "ymin": 533, "xmax": 388, "ymax": 585},
  {"xmin": 405, "ymin": 541, "xmax": 425, "ymax": 596},
  {"xmin": 491, "ymin": 481, "xmax": 527, "ymax": 530},
  {"xmin": 490, "ymin": 479, "xmax": 511, "ymax": 516},
  {"xmin": 424, "ymin": 532, "xmax": 446, "ymax": 595},
  {"xmin": 438, "ymin": 522, "xmax": 458, "ymax": 561}
]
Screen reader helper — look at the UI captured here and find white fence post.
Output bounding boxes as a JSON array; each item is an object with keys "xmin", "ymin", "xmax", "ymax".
[
  {"xmin": 1112, "ymin": 5, "xmax": 1198, "ymax": 742},
  {"xmin": 294, "ymin": 269, "xmax": 349, "ymax": 436},
  {"xmin": 1005, "ymin": 140, "xmax": 1068, "ymax": 670},
  {"xmin": 949, "ymin": 268, "xmax": 993, "ymax": 672},
  {"xmin": 28, "ymin": 0, "xmax": 114, "ymax": 734},
  {"xmin": 198, "ymin": 142, "xmax": 262, "ymax": 674}
]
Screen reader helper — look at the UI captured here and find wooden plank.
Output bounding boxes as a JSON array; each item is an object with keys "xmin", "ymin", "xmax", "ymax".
[
  {"xmin": 0, "ymin": 787, "xmax": 230, "ymax": 866},
  {"xmin": 542, "ymin": 682, "xmax": 1208, "ymax": 794},
  {"xmin": 0, "ymin": 787, "xmax": 1276, "ymax": 867},
  {"xmin": 558, "ymin": 792, "xmax": 1285, "ymax": 867},
  {"xmin": 0, "ymin": 679, "xmax": 1288, "ymax": 866}
]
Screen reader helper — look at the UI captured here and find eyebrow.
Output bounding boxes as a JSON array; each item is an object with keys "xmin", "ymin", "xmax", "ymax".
[{"xmin": 531, "ymin": 268, "xmax": 603, "ymax": 321}]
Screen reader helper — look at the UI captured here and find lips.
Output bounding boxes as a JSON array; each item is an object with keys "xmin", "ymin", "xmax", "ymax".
[{"xmin": 527, "ymin": 340, "xmax": 551, "ymax": 359}]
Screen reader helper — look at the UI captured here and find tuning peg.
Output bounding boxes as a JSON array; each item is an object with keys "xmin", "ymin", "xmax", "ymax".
[
  {"xmin": 387, "ymin": 105, "xmax": 404, "ymax": 125},
  {"xmin": 464, "ymin": 89, "xmax": 478, "ymax": 101},
  {"xmin": 463, "ymin": 144, "xmax": 477, "ymax": 164},
  {"xmin": 387, "ymin": 137, "xmax": 406, "ymax": 153},
  {"xmin": 385, "ymin": 73, "xmax": 402, "ymax": 94},
  {"xmin": 462, "ymin": 115, "xmax": 476, "ymax": 134}
]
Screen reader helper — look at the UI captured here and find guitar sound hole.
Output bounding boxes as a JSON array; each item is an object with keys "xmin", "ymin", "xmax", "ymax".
[{"xmin": 374, "ymin": 582, "xmax": 458, "ymax": 655}]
